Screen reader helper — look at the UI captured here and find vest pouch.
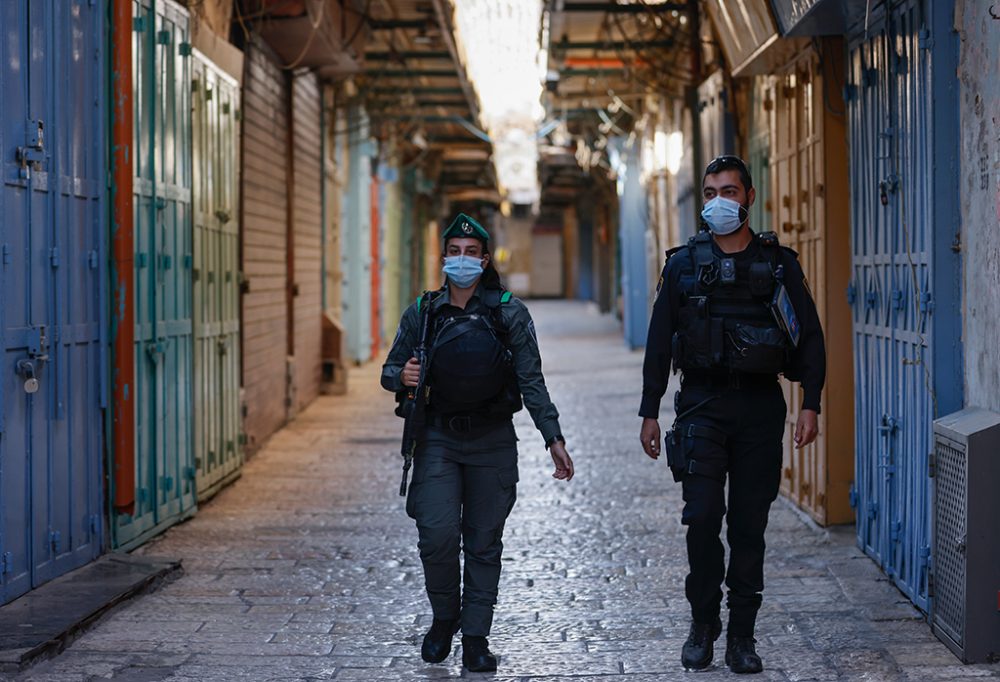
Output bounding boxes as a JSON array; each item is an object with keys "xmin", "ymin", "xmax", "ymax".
[
  {"xmin": 727, "ymin": 323, "xmax": 788, "ymax": 374},
  {"xmin": 677, "ymin": 305, "xmax": 724, "ymax": 369}
]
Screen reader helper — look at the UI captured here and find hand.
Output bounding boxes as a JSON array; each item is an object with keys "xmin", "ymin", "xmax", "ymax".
[
  {"xmin": 550, "ymin": 441, "xmax": 574, "ymax": 481},
  {"xmin": 401, "ymin": 357, "xmax": 421, "ymax": 387},
  {"xmin": 640, "ymin": 418, "xmax": 661, "ymax": 459},
  {"xmin": 794, "ymin": 409, "xmax": 819, "ymax": 449}
]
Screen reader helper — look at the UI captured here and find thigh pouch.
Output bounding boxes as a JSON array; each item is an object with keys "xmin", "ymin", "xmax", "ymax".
[{"xmin": 664, "ymin": 423, "xmax": 728, "ymax": 483}]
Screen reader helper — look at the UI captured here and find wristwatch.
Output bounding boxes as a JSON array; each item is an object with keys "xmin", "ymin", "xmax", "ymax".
[{"xmin": 545, "ymin": 434, "xmax": 565, "ymax": 450}]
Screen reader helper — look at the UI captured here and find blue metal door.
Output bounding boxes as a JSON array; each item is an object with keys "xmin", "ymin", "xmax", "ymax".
[
  {"xmin": 617, "ymin": 138, "xmax": 650, "ymax": 349},
  {"xmin": 847, "ymin": 0, "xmax": 962, "ymax": 612},
  {"xmin": 0, "ymin": 0, "xmax": 106, "ymax": 604},
  {"xmin": 113, "ymin": 0, "xmax": 195, "ymax": 549}
]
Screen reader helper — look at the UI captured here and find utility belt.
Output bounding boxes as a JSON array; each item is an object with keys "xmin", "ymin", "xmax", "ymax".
[
  {"xmin": 425, "ymin": 411, "xmax": 510, "ymax": 434},
  {"xmin": 681, "ymin": 369, "xmax": 777, "ymax": 390}
]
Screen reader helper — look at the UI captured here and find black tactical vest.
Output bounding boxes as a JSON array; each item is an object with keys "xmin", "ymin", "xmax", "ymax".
[
  {"xmin": 426, "ymin": 289, "xmax": 523, "ymax": 416},
  {"xmin": 672, "ymin": 231, "xmax": 791, "ymax": 374}
]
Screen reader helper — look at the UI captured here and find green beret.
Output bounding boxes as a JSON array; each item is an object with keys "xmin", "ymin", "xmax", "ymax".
[{"xmin": 442, "ymin": 213, "xmax": 490, "ymax": 243}]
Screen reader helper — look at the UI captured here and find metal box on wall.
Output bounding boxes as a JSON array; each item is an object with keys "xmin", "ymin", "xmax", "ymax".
[
  {"xmin": 930, "ymin": 408, "xmax": 1000, "ymax": 664},
  {"xmin": 114, "ymin": 0, "xmax": 197, "ymax": 549},
  {"xmin": 191, "ymin": 48, "xmax": 243, "ymax": 502},
  {"xmin": 769, "ymin": 42, "xmax": 855, "ymax": 526},
  {"xmin": 0, "ymin": 0, "xmax": 106, "ymax": 604}
]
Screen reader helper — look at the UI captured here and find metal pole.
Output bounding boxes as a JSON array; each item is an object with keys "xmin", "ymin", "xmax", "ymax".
[{"xmin": 111, "ymin": 0, "xmax": 135, "ymax": 514}]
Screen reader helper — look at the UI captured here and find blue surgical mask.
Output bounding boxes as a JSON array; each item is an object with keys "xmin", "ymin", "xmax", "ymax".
[
  {"xmin": 701, "ymin": 196, "xmax": 748, "ymax": 235},
  {"xmin": 442, "ymin": 255, "xmax": 484, "ymax": 288}
]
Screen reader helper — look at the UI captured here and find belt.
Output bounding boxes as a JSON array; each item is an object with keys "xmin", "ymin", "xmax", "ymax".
[
  {"xmin": 426, "ymin": 413, "xmax": 509, "ymax": 434},
  {"xmin": 681, "ymin": 370, "xmax": 776, "ymax": 389}
]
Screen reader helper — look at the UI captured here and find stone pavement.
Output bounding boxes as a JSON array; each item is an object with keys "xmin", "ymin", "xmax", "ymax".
[{"xmin": 12, "ymin": 301, "xmax": 1000, "ymax": 681}]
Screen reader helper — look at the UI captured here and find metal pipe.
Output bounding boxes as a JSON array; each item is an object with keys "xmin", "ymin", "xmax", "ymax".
[{"xmin": 110, "ymin": 0, "xmax": 135, "ymax": 514}]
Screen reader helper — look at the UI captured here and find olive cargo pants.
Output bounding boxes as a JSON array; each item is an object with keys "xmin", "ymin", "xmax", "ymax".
[
  {"xmin": 406, "ymin": 422, "xmax": 519, "ymax": 637},
  {"xmin": 672, "ymin": 380, "xmax": 786, "ymax": 637}
]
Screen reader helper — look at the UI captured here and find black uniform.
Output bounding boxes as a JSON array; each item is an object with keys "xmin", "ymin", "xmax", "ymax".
[{"xmin": 639, "ymin": 230, "xmax": 825, "ymax": 637}]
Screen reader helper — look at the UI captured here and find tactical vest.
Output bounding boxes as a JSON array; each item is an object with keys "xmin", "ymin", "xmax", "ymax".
[
  {"xmin": 672, "ymin": 231, "xmax": 791, "ymax": 375},
  {"xmin": 425, "ymin": 288, "xmax": 523, "ymax": 417}
]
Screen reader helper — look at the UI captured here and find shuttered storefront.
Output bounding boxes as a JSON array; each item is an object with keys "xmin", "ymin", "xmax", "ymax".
[
  {"xmin": 241, "ymin": 40, "xmax": 289, "ymax": 450},
  {"xmin": 191, "ymin": 48, "xmax": 243, "ymax": 501},
  {"xmin": 0, "ymin": 0, "xmax": 106, "ymax": 602},
  {"xmin": 769, "ymin": 43, "xmax": 854, "ymax": 525},
  {"xmin": 847, "ymin": 0, "xmax": 962, "ymax": 611},
  {"xmin": 115, "ymin": 0, "xmax": 197, "ymax": 549},
  {"xmin": 290, "ymin": 73, "xmax": 323, "ymax": 411}
]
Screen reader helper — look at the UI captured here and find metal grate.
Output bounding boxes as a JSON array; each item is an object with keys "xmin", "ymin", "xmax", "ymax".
[{"xmin": 934, "ymin": 436, "xmax": 967, "ymax": 646}]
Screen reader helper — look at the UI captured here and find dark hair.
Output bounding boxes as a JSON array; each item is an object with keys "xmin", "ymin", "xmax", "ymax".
[
  {"xmin": 703, "ymin": 155, "xmax": 753, "ymax": 192},
  {"xmin": 443, "ymin": 237, "xmax": 503, "ymax": 289}
]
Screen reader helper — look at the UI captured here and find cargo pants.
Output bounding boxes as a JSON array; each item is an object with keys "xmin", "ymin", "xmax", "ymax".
[
  {"xmin": 406, "ymin": 421, "xmax": 519, "ymax": 637},
  {"xmin": 670, "ymin": 379, "xmax": 786, "ymax": 637}
]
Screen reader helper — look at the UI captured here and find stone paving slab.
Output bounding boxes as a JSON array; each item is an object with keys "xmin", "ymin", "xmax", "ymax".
[{"xmin": 11, "ymin": 300, "xmax": 1000, "ymax": 681}]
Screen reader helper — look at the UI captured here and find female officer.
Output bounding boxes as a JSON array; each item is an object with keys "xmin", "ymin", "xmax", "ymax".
[{"xmin": 381, "ymin": 212, "xmax": 574, "ymax": 672}]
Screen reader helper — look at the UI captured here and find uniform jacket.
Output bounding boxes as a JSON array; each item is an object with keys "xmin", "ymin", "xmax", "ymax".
[
  {"xmin": 382, "ymin": 283, "xmax": 562, "ymax": 444},
  {"xmin": 640, "ymin": 232, "xmax": 826, "ymax": 420}
]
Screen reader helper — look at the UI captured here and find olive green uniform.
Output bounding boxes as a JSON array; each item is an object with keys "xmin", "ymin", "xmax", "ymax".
[{"xmin": 381, "ymin": 283, "xmax": 561, "ymax": 636}]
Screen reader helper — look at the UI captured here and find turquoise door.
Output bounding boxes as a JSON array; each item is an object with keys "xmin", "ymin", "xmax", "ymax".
[{"xmin": 114, "ymin": 0, "xmax": 196, "ymax": 549}]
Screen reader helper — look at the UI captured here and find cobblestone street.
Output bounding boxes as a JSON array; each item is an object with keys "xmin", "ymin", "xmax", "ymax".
[{"xmin": 13, "ymin": 301, "xmax": 1000, "ymax": 681}]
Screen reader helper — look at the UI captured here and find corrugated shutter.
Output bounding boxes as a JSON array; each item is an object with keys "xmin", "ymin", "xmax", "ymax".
[
  {"xmin": 291, "ymin": 73, "xmax": 323, "ymax": 410},
  {"xmin": 241, "ymin": 39, "xmax": 289, "ymax": 450}
]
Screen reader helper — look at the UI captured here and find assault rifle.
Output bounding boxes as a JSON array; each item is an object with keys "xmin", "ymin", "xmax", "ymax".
[{"xmin": 398, "ymin": 293, "xmax": 433, "ymax": 496}]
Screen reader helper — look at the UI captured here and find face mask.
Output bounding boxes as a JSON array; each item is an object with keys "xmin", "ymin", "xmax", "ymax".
[
  {"xmin": 701, "ymin": 196, "xmax": 749, "ymax": 236},
  {"xmin": 442, "ymin": 255, "xmax": 484, "ymax": 288}
]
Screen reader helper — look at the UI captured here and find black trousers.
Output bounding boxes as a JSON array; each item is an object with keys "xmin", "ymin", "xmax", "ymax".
[
  {"xmin": 673, "ymin": 379, "xmax": 786, "ymax": 637},
  {"xmin": 405, "ymin": 421, "xmax": 519, "ymax": 637}
]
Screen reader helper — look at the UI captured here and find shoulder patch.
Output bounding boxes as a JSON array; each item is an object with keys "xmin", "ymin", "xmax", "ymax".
[{"xmin": 500, "ymin": 290, "xmax": 512, "ymax": 304}]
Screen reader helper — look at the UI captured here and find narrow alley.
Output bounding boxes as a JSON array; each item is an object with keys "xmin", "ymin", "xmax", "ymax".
[{"xmin": 12, "ymin": 302, "xmax": 991, "ymax": 682}]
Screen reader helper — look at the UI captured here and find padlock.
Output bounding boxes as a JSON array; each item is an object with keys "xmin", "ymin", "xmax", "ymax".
[{"xmin": 24, "ymin": 377, "xmax": 39, "ymax": 394}]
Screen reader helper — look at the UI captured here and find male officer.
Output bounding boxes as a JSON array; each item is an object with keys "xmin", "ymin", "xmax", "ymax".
[
  {"xmin": 382, "ymin": 213, "xmax": 573, "ymax": 672},
  {"xmin": 638, "ymin": 156, "xmax": 825, "ymax": 674}
]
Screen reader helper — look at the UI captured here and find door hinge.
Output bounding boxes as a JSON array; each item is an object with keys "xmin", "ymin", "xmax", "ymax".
[
  {"xmin": 1, "ymin": 551, "xmax": 12, "ymax": 574},
  {"xmin": 919, "ymin": 291, "xmax": 933, "ymax": 312},
  {"xmin": 183, "ymin": 466, "xmax": 196, "ymax": 480},
  {"xmin": 159, "ymin": 476, "xmax": 174, "ymax": 491},
  {"xmin": 848, "ymin": 485, "xmax": 858, "ymax": 509},
  {"xmin": 49, "ymin": 247, "xmax": 60, "ymax": 268},
  {"xmin": 868, "ymin": 501, "xmax": 879, "ymax": 520},
  {"xmin": 90, "ymin": 514, "xmax": 101, "ymax": 536},
  {"xmin": 846, "ymin": 283, "xmax": 857, "ymax": 305},
  {"xmin": 918, "ymin": 28, "xmax": 933, "ymax": 50},
  {"xmin": 88, "ymin": 250, "xmax": 99, "ymax": 269},
  {"xmin": 927, "ymin": 570, "xmax": 935, "ymax": 598},
  {"xmin": 928, "ymin": 452, "xmax": 936, "ymax": 478},
  {"xmin": 133, "ymin": 16, "xmax": 145, "ymax": 32},
  {"xmin": 156, "ymin": 30, "xmax": 171, "ymax": 45},
  {"xmin": 2, "ymin": 243, "xmax": 10, "ymax": 265},
  {"xmin": 890, "ymin": 521, "xmax": 902, "ymax": 543},
  {"xmin": 179, "ymin": 41, "xmax": 192, "ymax": 57}
]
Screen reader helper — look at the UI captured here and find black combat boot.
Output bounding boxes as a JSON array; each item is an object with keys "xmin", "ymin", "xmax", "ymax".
[
  {"xmin": 725, "ymin": 635, "xmax": 763, "ymax": 674},
  {"xmin": 462, "ymin": 635, "xmax": 498, "ymax": 672},
  {"xmin": 681, "ymin": 616, "xmax": 722, "ymax": 670},
  {"xmin": 421, "ymin": 618, "xmax": 459, "ymax": 663}
]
